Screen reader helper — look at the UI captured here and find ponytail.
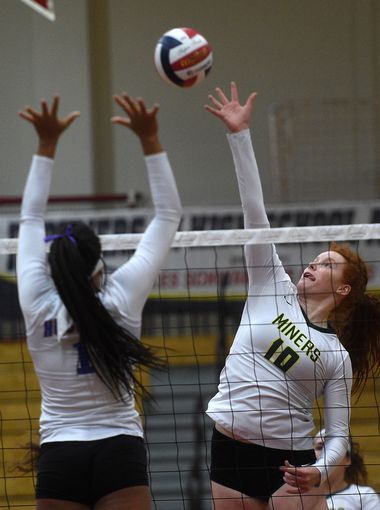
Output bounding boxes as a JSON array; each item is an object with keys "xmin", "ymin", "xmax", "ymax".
[
  {"xmin": 48, "ymin": 222, "xmax": 163, "ymax": 400},
  {"xmin": 337, "ymin": 293, "xmax": 380, "ymax": 394},
  {"xmin": 328, "ymin": 242, "xmax": 380, "ymax": 394}
]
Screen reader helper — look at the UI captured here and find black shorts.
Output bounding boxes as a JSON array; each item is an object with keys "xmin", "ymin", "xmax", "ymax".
[
  {"xmin": 36, "ymin": 434, "xmax": 148, "ymax": 505},
  {"xmin": 210, "ymin": 427, "xmax": 316, "ymax": 502}
]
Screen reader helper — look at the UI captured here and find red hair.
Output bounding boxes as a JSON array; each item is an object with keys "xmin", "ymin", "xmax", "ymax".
[{"xmin": 328, "ymin": 242, "xmax": 380, "ymax": 394}]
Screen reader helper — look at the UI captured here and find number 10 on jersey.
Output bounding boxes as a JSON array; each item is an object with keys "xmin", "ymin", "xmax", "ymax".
[{"xmin": 264, "ymin": 337, "xmax": 300, "ymax": 373}]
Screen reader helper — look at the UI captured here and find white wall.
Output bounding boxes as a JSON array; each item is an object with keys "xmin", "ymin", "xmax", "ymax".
[
  {"xmin": 0, "ymin": 0, "xmax": 93, "ymax": 196},
  {"xmin": 1, "ymin": 0, "xmax": 379, "ymax": 205}
]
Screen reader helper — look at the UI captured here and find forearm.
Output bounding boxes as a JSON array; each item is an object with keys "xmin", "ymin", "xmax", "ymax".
[
  {"xmin": 145, "ymin": 152, "xmax": 182, "ymax": 220},
  {"xmin": 314, "ymin": 438, "xmax": 349, "ymax": 484},
  {"xmin": 227, "ymin": 130, "xmax": 288, "ymax": 285},
  {"xmin": 314, "ymin": 372, "xmax": 352, "ymax": 482},
  {"xmin": 227, "ymin": 129, "xmax": 269, "ymax": 228},
  {"xmin": 21, "ymin": 155, "xmax": 54, "ymax": 219}
]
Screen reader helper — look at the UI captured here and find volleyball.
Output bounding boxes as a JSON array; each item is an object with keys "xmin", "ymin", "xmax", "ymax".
[{"xmin": 154, "ymin": 27, "xmax": 213, "ymax": 88}]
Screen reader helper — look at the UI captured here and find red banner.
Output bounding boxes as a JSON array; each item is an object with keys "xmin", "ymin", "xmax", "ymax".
[{"xmin": 20, "ymin": 0, "xmax": 55, "ymax": 21}]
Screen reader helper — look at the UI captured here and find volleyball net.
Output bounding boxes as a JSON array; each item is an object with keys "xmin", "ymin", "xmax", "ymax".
[{"xmin": 1, "ymin": 224, "xmax": 379, "ymax": 509}]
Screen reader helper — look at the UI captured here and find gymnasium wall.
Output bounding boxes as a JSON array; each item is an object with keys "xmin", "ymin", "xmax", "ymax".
[{"xmin": 1, "ymin": 0, "xmax": 379, "ymax": 205}]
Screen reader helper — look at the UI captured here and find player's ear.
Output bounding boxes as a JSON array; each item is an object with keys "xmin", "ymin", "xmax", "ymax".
[{"xmin": 336, "ymin": 284, "xmax": 351, "ymax": 296}]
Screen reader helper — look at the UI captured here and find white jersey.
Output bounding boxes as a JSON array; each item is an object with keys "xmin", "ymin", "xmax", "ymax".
[
  {"xmin": 206, "ymin": 130, "xmax": 352, "ymax": 481},
  {"xmin": 326, "ymin": 484, "xmax": 380, "ymax": 509},
  {"xmin": 17, "ymin": 153, "xmax": 181, "ymax": 444}
]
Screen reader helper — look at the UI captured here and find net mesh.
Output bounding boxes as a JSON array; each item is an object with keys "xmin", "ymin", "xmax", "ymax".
[
  {"xmin": 268, "ymin": 98, "xmax": 380, "ymax": 202},
  {"xmin": 0, "ymin": 228, "xmax": 379, "ymax": 509}
]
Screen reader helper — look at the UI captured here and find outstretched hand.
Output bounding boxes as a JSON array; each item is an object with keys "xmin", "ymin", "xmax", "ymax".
[
  {"xmin": 280, "ymin": 460, "xmax": 321, "ymax": 494},
  {"xmin": 205, "ymin": 81, "xmax": 257, "ymax": 133},
  {"xmin": 19, "ymin": 96, "xmax": 80, "ymax": 158},
  {"xmin": 112, "ymin": 93, "xmax": 162, "ymax": 155}
]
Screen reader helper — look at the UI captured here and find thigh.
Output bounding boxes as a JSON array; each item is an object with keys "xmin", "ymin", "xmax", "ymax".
[
  {"xmin": 92, "ymin": 435, "xmax": 149, "ymax": 503},
  {"xmin": 94, "ymin": 486, "xmax": 151, "ymax": 510},
  {"xmin": 212, "ymin": 481, "xmax": 269, "ymax": 510},
  {"xmin": 211, "ymin": 428, "xmax": 317, "ymax": 502},
  {"xmin": 211, "ymin": 427, "xmax": 278, "ymax": 501},
  {"xmin": 37, "ymin": 500, "xmax": 90, "ymax": 510},
  {"xmin": 36, "ymin": 442, "xmax": 92, "ymax": 505}
]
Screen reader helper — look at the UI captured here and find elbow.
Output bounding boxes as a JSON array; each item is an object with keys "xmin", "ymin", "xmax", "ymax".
[
  {"xmin": 172, "ymin": 197, "xmax": 183, "ymax": 219},
  {"xmin": 155, "ymin": 212, "xmax": 182, "ymax": 235},
  {"xmin": 167, "ymin": 209, "xmax": 183, "ymax": 227},
  {"xmin": 176, "ymin": 203, "xmax": 183, "ymax": 220},
  {"xmin": 159, "ymin": 203, "xmax": 183, "ymax": 224}
]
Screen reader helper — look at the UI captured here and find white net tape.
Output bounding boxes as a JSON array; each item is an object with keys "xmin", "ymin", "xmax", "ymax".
[{"xmin": 1, "ymin": 223, "xmax": 380, "ymax": 254}]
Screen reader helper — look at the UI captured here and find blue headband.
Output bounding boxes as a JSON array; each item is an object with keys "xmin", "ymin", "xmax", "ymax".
[{"xmin": 44, "ymin": 224, "xmax": 77, "ymax": 246}]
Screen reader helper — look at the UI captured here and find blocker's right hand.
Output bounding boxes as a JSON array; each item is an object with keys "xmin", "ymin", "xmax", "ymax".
[
  {"xmin": 19, "ymin": 95, "xmax": 80, "ymax": 158},
  {"xmin": 112, "ymin": 92, "xmax": 162, "ymax": 155},
  {"xmin": 205, "ymin": 81, "xmax": 257, "ymax": 133}
]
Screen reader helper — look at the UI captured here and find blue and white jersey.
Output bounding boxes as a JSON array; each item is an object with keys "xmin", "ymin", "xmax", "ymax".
[{"xmin": 17, "ymin": 153, "xmax": 181, "ymax": 444}]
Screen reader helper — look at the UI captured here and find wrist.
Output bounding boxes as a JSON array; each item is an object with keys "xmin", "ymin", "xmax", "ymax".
[
  {"xmin": 313, "ymin": 468, "xmax": 322, "ymax": 487},
  {"xmin": 229, "ymin": 123, "xmax": 250, "ymax": 133},
  {"xmin": 37, "ymin": 140, "xmax": 58, "ymax": 158},
  {"xmin": 140, "ymin": 135, "xmax": 162, "ymax": 155}
]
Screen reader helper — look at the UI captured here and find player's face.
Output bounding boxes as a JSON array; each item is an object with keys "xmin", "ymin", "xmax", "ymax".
[{"xmin": 297, "ymin": 250, "xmax": 350, "ymax": 299}]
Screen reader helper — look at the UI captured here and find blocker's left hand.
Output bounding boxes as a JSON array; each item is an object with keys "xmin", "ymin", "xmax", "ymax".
[
  {"xmin": 280, "ymin": 460, "xmax": 321, "ymax": 494},
  {"xmin": 18, "ymin": 95, "xmax": 80, "ymax": 158}
]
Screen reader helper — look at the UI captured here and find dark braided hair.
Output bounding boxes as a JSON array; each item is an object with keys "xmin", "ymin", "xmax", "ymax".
[{"xmin": 48, "ymin": 222, "xmax": 163, "ymax": 400}]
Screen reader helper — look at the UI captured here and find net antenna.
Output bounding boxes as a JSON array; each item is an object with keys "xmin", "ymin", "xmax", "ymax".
[{"xmin": 20, "ymin": 0, "xmax": 56, "ymax": 22}]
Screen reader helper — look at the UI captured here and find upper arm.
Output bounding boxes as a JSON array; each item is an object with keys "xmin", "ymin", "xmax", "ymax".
[
  {"xmin": 107, "ymin": 216, "xmax": 177, "ymax": 320},
  {"xmin": 17, "ymin": 222, "xmax": 55, "ymax": 329},
  {"xmin": 17, "ymin": 155, "xmax": 55, "ymax": 322},
  {"xmin": 323, "ymin": 354, "xmax": 352, "ymax": 429},
  {"xmin": 245, "ymin": 243, "xmax": 290, "ymax": 288}
]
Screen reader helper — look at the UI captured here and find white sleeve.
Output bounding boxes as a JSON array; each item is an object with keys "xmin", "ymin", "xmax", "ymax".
[
  {"xmin": 360, "ymin": 487, "xmax": 380, "ymax": 509},
  {"xmin": 107, "ymin": 152, "xmax": 182, "ymax": 323},
  {"xmin": 314, "ymin": 353, "xmax": 352, "ymax": 482},
  {"xmin": 17, "ymin": 155, "xmax": 56, "ymax": 327},
  {"xmin": 227, "ymin": 129, "xmax": 288, "ymax": 287}
]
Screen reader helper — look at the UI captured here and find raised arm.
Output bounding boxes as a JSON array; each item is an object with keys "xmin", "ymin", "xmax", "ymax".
[
  {"xmin": 205, "ymin": 82, "xmax": 267, "ymax": 228},
  {"xmin": 109, "ymin": 93, "xmax": 182, "ymax": 322},
  {"xmin": 205, "ymin": 82, "xmax": 286, "ymax": 286},
  {"xmin": 17, "ymin": 97, "xmax": 80, "ymax": 323}
]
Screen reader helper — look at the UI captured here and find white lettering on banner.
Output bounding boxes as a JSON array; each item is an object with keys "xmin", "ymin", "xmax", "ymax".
[{"xmin": 1, "ymin": 201, "xmax": 380, "ymax": 294}]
